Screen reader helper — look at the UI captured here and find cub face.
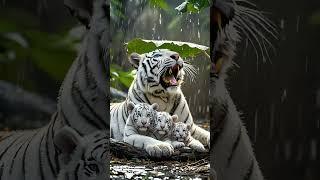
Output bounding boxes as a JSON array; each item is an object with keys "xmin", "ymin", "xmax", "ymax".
[
  {"xmin": 127, "ymin": 102, "xmax": 159, "ymax": 132},
  {"xmin": 172, "ymin": 122, "xmax": 191, "ymax": 142},
  {"xmin": 152, "ymin": 112, "xmax": 178, "ymax": 136}
]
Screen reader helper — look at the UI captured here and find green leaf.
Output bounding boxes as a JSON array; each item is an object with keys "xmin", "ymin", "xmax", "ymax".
[
  {"xmin": 149, "ymin": 0, "xmax": 170, "ymax": 10},
  {"xmin": 110, "ymin": 65, "xmax": 135, "ymax": 89},
  {"xmin": 175, "ymin": 0, "xmax": 211, "ymax": 13},
  {"xmin": 126, "ymin": 38, "xmax": 209, "ymax": 58}
]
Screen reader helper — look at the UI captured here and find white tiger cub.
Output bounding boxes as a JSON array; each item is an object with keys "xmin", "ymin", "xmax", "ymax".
[
  {"xmin": 171, "ymin": 122, "xmax": 206, "ymax": 152},
  {"xmin": 123, "ymin": 102, "xmax": 174, "ymax": 157},
  {"xmin": 150, "ymin": 112, "xmax": 206, "ymax": 152}
]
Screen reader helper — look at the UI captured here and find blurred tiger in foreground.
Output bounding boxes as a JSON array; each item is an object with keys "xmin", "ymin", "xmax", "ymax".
[
  {"xmin": 210, "ymin": 0, "xmax": 277, "ymax": 179},
  {"xmin": 0, "ymin": 127, "xmax": 108, "ymax": 180},
  {"xmin": 0, "ymin": 0, "xmax": 109, "ymax": 179}
]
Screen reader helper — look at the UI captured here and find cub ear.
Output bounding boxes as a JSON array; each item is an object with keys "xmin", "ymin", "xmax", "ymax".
[
  {"xmin": 187, "ymin": 124, "xmax": 191, "ymax": 130},
  {"xmin": 172, "ymin": 115, "xmax": 179, "ymax": 122},
  {"xmin": 127, "ymin": 102, "xmax": 135, "ymax": 113},
  {"xmin": 151, "ymin": 103, "xmax": 159, "ymax": 111},
  {"xmin": 129, "ymin": 53, "xmax": 142, "ymax": 69},
  {"xmin": 54, "ymin": 126, "xmax": 83, "ymax": 164}
]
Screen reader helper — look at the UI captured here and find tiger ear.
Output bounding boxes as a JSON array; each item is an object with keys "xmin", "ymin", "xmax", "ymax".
[
  {"xmin": 151, "ymin": 103, "xmax": 159, "ymax": 111},
  {"xmin": 129, "ymin": 53, "xmax": 142, "ymax": 69},
  {"xmin": 172, "ymin": 115, "xmax": 179, "ymax": 122},
  {"xmin": 127, "ymin": 102, "xmax": 135, "ymax": 113},
  {"xmin": 54, "ymin": 126, "xmax": 83, "ymax": 164}
]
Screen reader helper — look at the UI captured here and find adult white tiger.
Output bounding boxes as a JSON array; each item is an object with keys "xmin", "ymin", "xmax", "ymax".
[{"xmin": 110, "ymin": 49, "xmax": 210, "ymax": 156}]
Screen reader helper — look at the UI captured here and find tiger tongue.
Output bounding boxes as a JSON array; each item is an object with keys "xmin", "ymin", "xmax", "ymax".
[
  {"xmin": 163, "ymin": 75, "xmax": 177, "ymax": 86},
  {"xmin": 166, "ymin": 75, "xmax": 177, "ymax": 86},
  {"xmin": 168, "ymin": 75, "xmax": 177, "ymax": 85}
]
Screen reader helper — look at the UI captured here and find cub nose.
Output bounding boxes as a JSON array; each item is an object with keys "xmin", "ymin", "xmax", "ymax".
[
  {"xmin": 170, "ymin": 53, "xmax": 179, "ymax": 61},
  {"xmin": 160, "ymin": 125, "xmax": 165, "ymax": 129},
  {"xmin": 141, "ymin": 120, "xmax": 147, "ymax": 125}
]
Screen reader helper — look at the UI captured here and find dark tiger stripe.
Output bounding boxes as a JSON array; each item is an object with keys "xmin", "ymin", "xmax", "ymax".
[
  {"xmin": 180, "ymin": 103, "xmax": 186, "ymax": 114},
  {"xmin": 46, "ymin": 123, "xmax": 58, "ymax": 176},
  {"xmin": 9, "ymin": 135, "xmax": 28, "ymax": 174},
  {"xmin": 74, "ymin": 164, "xmax": 80, "ymax": 180},
  {"xmin": 0, "ymin": 163, "xmax": 3, "ymax": 178},
  {"xmin": 22, "ymin": 131, "xmax": 39, "ymax": 180},
  {"xmin": 170, "ymin": 95, "xmax": 181, "ymax": 115},
  {"xmin": 184, "ymin": 113, "xmax": 190, "ymax": 123},
  {"xmin": 73, "ymin": 84, "xmax": 106, "ymax": 128},
  {"xmin": 146, "ymin": 60, "xmax": 156, "ymax": 76},
  {"xmin": 39, "ymin": 133, "xmax": 46, "ymax": 180},
  {"xmin": 226, "ymin": 126, "xmax": 242, "ymax": 167},
  {"xmin": 71, "ymin": 84, "xmax": 103, "ymax": 130},
  {"xmin": 0, "ymin": 133, "xmax": 24, "ymax": 160}
]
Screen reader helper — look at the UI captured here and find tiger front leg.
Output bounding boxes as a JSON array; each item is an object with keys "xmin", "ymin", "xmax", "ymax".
[
  {"xmin": 191, "ymin": 124, "xmax": 210, "ymax": 147},
  {"xmin": 187, "ymin": 137, "xmax": 207, "ymax": 152},
  {"xmin": 124, "ymin": 134, "xmax": 174, "ymax": 157},
  {"xmin": 165, "ymin": 140, "xmax": 185, "ymax": 149},
  {"xmin": 145, "ymin": 140, "xmax": 174, "ymax": 157}
]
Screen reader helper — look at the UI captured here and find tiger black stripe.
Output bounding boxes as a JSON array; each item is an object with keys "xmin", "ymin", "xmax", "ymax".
[
  {"xmin": 0, "ymin": 0, "xmax": 108, "ymax": 179},
  {"xmin": 226, "ymin": 125, "xmax": 242, "ymax": 167}
]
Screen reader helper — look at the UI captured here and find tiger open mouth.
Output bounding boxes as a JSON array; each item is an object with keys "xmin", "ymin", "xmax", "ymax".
[{"xmin": 160, "ymin": 64, "xmax": 182, "ymax": 89}]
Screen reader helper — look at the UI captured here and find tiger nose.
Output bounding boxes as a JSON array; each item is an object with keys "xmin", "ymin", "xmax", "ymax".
[
  {"xmin": 160, "ymin": 124, "xmax": 165, "ymax": 129},
  {"xmin": 170, "ymin": 53, "xmax": 180, "ymax": 61},
  {"xmin": 141, "ymin": 119, "xmax": 147, "ymax": 125}
]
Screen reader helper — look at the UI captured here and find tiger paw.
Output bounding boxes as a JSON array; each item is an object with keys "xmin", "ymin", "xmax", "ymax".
[
  {"xmin": 171, "ymin": 141, "xmax": 185, "ymax": 149},
  {"xmin": 189, "ymin": 140, "xmax": 207, "ymax": 152},
  {"xmin": 146, "ymin": 142, "xmax": 174, "ymax": 157}
]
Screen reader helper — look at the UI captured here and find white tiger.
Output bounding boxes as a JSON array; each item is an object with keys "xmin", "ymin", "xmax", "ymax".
[
  {"xmin": 110, "ymin": 49, "xmax": 210, "ymax": 157},
  {"xmin": 171, "ymin": 122, "xmax": 206, "ymax": 152},
  {"xmin": 149, "ymin": 112, "xmax": 206, "ymax": 152},
  {"xmin": 123, "ymin": 102, "xmax": 174, "ymax": 157}
]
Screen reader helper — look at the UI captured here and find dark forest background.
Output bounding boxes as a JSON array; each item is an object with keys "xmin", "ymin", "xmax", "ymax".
[{"xmin": 0, "ymin": 0, "xmax": 319, "ymax": 179}]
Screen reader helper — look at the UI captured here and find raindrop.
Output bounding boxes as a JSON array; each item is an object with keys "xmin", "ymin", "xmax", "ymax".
[
  {"xmin": 310, "ymin": 139, "xmax": 317, "ymax": 160},
  {"xmin": 280, "ymin": 18, "xmax": 285, "ymax": 29},
  {"xmin": 305, "ymin": 56, "xmax": 308, "ymax": 73},
  {"xmin": 284, "ymin": 140, "xmax": 291, "ymax": 160},
  {"xmin": 281, "ymin": 89, "xmax": 287, "ymax": 103},
  {"xmin": 296, "ymin": 16, "xmax": 300, "ymax": 33},
  {"xmin": 269, "ymin": 103, "xmax": 275, "ymax": 139},
  {"xmin": 254, "ymin": 109, "xmax": 258, "ymax": 142},
  {"xmin": 198, "ymin": 30, "xmax": 201, "ymax": 40},
  {"xmin": 180, "ymin": 28, "xmax": 183, "ymax": 32},
  {"xmin": 159, "ymin": 13, "xmax": 162, "ymax": 25}
]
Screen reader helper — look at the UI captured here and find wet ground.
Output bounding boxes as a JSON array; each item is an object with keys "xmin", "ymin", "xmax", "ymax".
[
  {"xmin": 110, "ymin": 157, "xmax": 209, "ymax": 179},
  {"xmin": 110, "ymin": 120, "xmax": 210, "ymax": 180}
]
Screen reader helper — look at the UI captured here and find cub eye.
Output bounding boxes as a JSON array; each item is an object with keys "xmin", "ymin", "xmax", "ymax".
[
  {"xmin": 166, "ymin": 120, "xmax": 169, "ymax": 123},
  {"xmin": 88, "ymin": 164, "xmax": 99, "ymax": 173},
  {"xmin": 153, "ymin": 54, "xmax": 162, "ymax": 58}
]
